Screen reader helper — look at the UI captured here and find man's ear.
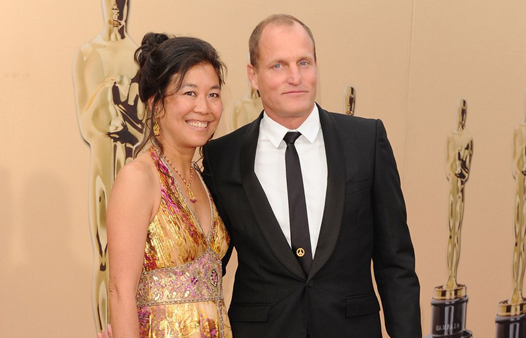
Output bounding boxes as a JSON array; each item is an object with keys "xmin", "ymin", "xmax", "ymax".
[{"xmin": 247, "ymin": 64, "xmax": 259, "ymax": 91}]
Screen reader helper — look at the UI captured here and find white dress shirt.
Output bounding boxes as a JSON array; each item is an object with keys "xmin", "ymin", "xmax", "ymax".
[{"xmin": 254, "ymin": 105, "xmax": 327, "ymax": 258}]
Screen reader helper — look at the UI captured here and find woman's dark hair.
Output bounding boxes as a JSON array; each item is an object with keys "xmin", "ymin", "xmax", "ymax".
[{"xmin": 133, "ymin": 32, "xmax": 226, "ymax": 155}]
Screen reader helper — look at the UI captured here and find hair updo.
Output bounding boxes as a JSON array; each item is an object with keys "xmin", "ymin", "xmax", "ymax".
[{"xmin": 133, "ymin": 32, "xmax": 226, "ymax": 155}]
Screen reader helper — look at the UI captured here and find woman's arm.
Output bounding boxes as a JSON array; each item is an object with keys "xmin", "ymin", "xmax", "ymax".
[{"xmin": 107, "ymin": 158, "xmax": 158, "ymax": 338}]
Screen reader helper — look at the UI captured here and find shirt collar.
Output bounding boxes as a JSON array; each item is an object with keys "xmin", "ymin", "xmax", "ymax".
[{"xmin": 260, "ymin": 104, "xmax": 321, "ymax": 148}]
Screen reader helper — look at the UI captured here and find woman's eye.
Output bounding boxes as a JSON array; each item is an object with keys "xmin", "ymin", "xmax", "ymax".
[
  {"xmin": 209, "ymin": 93, "xmax": 220, "ymax": 98},
  {"xmin": 184, "ymin": 91, "xmax": 196, "ymax": 96}
]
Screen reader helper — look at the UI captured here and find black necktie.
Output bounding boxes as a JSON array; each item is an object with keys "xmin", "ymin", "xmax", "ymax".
[{"xmin": 283, "ymin": 131, "xmax": 312, "ymax": 274}]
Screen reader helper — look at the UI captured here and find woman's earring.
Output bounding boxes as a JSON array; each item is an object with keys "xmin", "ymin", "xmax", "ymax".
[{"xmin": 154, "ymin": 120, "xmax": 160, "ymax": 137}]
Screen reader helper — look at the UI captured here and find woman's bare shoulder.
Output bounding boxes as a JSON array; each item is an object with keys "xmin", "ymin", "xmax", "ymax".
[
  {"xmin": 108, "ymin": 151, "xmax": 161, "ymax": 223},
  {"xmin": 117, "ymin": 152, "xmax": 157, "ymax": 185},
  {"xmin": 110, "ymin": 151, "xmax": 160, "ymax": 205}
]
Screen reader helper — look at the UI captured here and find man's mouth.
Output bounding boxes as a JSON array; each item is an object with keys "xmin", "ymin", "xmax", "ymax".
[{"xmin": 283, "ymin": 90, "xmax": 307, "ymax": 95}]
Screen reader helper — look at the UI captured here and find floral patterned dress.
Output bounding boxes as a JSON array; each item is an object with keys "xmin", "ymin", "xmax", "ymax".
[{"xmin": 135, "ymin": 147, "xmax": 232, "ymax": 338}]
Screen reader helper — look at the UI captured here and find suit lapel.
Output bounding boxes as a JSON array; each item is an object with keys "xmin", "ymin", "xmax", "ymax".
[
  {"xmin": 308, "ymin": 107, "xmax": 346, "ymax": 280},
  {"xmin": 240, "ymin": 114, "xmax": 306, "ymax": 279}
]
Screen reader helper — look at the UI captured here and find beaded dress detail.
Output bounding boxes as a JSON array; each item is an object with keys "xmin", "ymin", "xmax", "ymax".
[{"xmin": 136, "ymin": 147, "xmax": 231, "ymax": 338}]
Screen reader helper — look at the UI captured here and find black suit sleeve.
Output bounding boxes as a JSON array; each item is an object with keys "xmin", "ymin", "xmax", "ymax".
[
  {"xmin": 371, "ymin": 120, "xmax": 422, "ymax": 337},
  {"xmin": 203, "ymin": 143, "xmax": 234, "ymax": 276}
]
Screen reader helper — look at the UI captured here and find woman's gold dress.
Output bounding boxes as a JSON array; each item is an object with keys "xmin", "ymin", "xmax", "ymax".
[{"xmin": 135, "ymin": 147, "xmax": 232, "ymax": 338}]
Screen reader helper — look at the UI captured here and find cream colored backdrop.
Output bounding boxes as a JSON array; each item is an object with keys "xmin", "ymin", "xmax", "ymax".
[{"xmin": 2, "ymin": 0, "xmax": 526, "ymax": 336}]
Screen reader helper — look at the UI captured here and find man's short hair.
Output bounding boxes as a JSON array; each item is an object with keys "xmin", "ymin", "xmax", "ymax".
[{"xmin": 248, "ymin": 14, "xmax": 317, "ymax": 69}]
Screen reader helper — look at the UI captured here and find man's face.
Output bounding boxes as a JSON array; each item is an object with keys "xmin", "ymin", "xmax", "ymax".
[{"xmin": 248, "ymin": 22, "xmax": 317, "ymax": 128}]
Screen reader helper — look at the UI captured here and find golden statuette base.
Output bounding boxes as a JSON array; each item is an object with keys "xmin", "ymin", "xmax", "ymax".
[
  {"xmin": 425, "ymin": 284, "xmax": 472, "ymax": 338},
  {"xmin": 433, "ymin": 284, "xmax": 467, "ymax": 300},
  {"xmin": 497, "ymin": 299, "xmax": 526, "ymax": 317},
  {"xmin": 495, "ymin": 299, "xmax": 526, "ymax": 337}
]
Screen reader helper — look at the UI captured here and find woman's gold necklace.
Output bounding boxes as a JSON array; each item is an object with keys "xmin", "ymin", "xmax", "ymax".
[{"xmin": 165, "ymin": 157, "xmax": 197, "ymax": 203}]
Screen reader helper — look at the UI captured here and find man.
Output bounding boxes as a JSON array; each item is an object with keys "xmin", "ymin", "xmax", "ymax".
[{"xmin": 203, "ymin": 14, "xmax": 421, "ymax": 338}]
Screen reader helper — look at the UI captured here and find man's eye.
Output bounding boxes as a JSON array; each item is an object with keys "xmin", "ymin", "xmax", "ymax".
[
  {"xmin": 272, "ymin": 64, "xmax": 281, "ymax": 70},
  {"xmin": 299, "ymin": 61, "xmax": 309, "ymax": 66}
]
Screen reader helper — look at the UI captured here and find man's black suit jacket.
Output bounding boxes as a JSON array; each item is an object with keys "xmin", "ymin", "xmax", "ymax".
[{"xmin": 203, "ymin": 106, "xmax": 421, "ymax": 338}]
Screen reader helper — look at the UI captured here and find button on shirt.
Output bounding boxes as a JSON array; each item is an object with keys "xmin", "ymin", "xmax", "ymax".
[{"xmin": 254, "ymin": 105, "xmax": 327, "ymax": 258}]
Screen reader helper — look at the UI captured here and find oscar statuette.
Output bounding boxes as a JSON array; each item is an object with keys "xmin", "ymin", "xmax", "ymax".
[
  {"xmin": 344, "ymin": 85, "xmax": 355, "ymax": 116},
  {"xmin": 426, "ymin": 100, "xmax": 473, "ymax": 338},
  {"xmin": 73, "ymin": 0, "xmax": 145, "ymax": 335},
  {"xmin": 495, "ymin": 98, "xmax": 526, "ymax": 338},
  {"xmin": 230, "ymin": 82, "xmax": 263, "ymax": 130}
]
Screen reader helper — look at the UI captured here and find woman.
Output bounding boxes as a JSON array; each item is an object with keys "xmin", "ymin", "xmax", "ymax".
[{"xmin": 107, "ymin": 33, "xmax": 231, "ymax": 338}]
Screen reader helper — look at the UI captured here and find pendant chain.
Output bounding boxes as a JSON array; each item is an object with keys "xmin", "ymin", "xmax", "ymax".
[{"xmin": 165, "ymin": 157, "xmax": 197, "ymax": 203}]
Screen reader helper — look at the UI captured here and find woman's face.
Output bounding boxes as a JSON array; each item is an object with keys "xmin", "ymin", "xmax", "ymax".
[{"xmin": 157, "ymin": 63, "xmax": 223, "ymax": 151}]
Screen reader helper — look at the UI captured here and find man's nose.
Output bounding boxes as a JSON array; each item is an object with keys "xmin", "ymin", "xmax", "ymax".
[{"xmin": 287, "ymin": 66, "xmax": 302, "ymax": 85}]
